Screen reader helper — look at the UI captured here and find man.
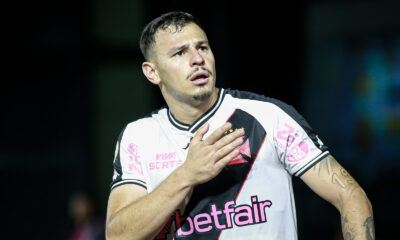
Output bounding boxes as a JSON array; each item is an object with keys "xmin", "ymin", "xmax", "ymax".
[{"xmin": 106, "ymin": 11, "xmax": 374, "ymax": 240}]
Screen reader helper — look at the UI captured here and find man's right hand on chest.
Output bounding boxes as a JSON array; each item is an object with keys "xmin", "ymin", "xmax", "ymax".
[{"xmin": 178, "ymin": 122, "xmax": 245, "ymax": 186}]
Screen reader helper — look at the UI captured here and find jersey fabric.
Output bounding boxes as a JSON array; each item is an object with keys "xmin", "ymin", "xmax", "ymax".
[{"xmin": 110, "ymin": 88, "xmax": 329, "ymax": 240}]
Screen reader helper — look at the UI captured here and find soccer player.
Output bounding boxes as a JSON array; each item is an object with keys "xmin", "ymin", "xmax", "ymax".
[{"xmin": 105, "ymin": 11, "xmax": 374, "ymax": 240}]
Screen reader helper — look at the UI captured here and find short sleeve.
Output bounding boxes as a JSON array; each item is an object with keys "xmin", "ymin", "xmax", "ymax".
[
  {"xmin": 110, "ymin": 125, "xmax": 148, "ymax": 191},
  {"xmin": 272, "ymin": 101, "xmax": 330, "ymax": 177}
]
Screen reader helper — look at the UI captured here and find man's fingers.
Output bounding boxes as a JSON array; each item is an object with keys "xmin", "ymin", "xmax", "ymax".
[
  {"xmin": 203, "ymin": 122, "xmax": 232, "ymax": 145},
  {"xmin": 215, "ymin": 149, "xmax": 240, "ymax": 170},
  {"xmin": 192, "ymin": 122, "xmax": 209, "ymax": 143},
  {"xmin": 214, "ymin": 136, "xmax": 244, "ymax": 160},
  {"xmin": 214, "ymin": 128, "xmax": 244, "ymax": 150}
]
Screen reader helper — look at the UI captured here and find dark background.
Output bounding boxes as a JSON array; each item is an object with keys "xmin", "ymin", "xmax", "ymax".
[{"xmin": 3, "ymin": 0, "xmax": 399, "ymax": 239}]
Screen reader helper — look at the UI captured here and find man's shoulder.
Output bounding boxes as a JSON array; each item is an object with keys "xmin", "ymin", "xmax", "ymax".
[
  {"xmin": 122, "ymin": 107, "xmax": 167, "ymax": 136},
  {"xmin": 224, "ymin": 88, "xmax": 290, "ymax": 110},
  {"xmin": 224, "ymin": 89, "xmax": 310, "ymax": 131}
]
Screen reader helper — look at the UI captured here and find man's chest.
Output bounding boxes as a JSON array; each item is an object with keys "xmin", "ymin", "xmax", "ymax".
[{"xmin": 145, "ymin": 108, "xmax": 273, "ymax": 192}]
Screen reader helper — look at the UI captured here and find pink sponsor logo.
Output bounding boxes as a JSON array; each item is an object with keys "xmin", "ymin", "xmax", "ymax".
[
  {"xmin": 276, "ymin": 123, "xmax": 295, "ymax": 145},
  {"xmin": 149, "ymin": 152, "xmax": 182, "ymax": 171},
  {"xmin": 171, "ymin": 196, "xmax": 272, "ymax": 237},
  {"xmin": 287, "ymin": 141, "xmax": 309, "ymax": 162},
  {"xmin": 127, "ymin": 143, "xmax": 143, "ymax": 176},
  {"xmin": 156, "ymin": 152, "xmax": 176, "ymax": 161},
  {"xmin": 274, "ymin": 123, "xmax": 300, "ymax": 150}
]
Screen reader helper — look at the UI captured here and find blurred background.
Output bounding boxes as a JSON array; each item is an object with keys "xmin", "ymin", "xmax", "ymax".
[{"xmin": 3, "ymin": 0, "xmax": 399, "ymax": 239}]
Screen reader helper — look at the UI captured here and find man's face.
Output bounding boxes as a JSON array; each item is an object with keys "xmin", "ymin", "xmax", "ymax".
[{"xmin": 152, "ymin": 23, "xmax": 216, "ymax": 103}]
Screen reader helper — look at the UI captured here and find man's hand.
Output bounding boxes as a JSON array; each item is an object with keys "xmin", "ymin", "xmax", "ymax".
[{"xmin": 179, "ymin": 122, "xmax": 245, "ymax": 186}]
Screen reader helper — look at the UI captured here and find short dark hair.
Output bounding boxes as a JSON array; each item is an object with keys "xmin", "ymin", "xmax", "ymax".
[{"xmin": 139, "ymin": 11, "xmax": 203, "ymax": 61}]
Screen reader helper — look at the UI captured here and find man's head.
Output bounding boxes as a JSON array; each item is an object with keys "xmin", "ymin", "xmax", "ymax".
[
  {"xmin": 140, "ymin": 12, "xmax": 202, "ymax": 61},
  {"xmin": 141, "ymin": 11, "xmax": 217, "ymax": 106}
]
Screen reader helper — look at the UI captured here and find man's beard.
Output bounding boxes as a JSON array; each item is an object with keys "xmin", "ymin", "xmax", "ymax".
[{"xmin": 192, "ymin": 89, "xmax": 213, "ymax": 101}]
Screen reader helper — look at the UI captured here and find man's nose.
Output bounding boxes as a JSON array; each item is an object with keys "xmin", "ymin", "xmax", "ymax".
[{"xmin": 190, "ymin": 49, "xmax": 205, "ymax": 66}]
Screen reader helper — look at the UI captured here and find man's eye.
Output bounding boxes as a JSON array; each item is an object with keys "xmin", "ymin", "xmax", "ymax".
[
  {"xmin": 174, "ymin": 50, "xmax": 184, "ymax": 57},
  {"xmin": 199, "ymin": 46, "xmax": 208, "ymax": 52}
]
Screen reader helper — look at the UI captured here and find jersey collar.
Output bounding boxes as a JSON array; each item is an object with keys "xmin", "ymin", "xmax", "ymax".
[{"xmin": 167, "ymin": 88, "xmax": 226, "ymax": 134}]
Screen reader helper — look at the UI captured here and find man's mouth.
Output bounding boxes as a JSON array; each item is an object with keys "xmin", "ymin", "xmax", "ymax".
[{"xmin": 189, "ymin": 70, "xmax": 210, "ymax": 85}]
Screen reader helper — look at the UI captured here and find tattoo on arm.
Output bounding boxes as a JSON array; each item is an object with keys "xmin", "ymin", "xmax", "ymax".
[
  {"xmin": 363, "ymin": 216, "xmax": 375, "ymax": 240},
  {"xmin": 312, "ymin": 155, "xmax": 358, "ymax": 195},
  {"xmin": 341, "ymin": 215, "xmax": 375, "ymax": 240},
  {"xmin": 313, "ymin": 156, "xmax": 375, "ymax": 240},
  {"xmin": 341, "ymin": 215, "xmax": 355, "ymax": 240}
]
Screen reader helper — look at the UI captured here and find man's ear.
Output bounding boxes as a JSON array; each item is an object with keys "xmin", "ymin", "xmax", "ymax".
[{"xmin": 142, "ymin": 61, "xmax": 161, "ymax": 85}]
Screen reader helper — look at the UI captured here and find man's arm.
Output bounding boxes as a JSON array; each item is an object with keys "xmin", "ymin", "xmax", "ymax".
[
  {"xmin": 106, "ymin": 122, "xmax": 244, "ymax": 240},
  {"xmin": 300, "ymin": 155, "xmax": 375, "ymax": 240}
]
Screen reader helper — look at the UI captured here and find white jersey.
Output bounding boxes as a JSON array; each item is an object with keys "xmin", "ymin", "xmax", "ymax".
[{"xmin": 111, "ymin": 88, "xmax": 329, "ymax": 240}]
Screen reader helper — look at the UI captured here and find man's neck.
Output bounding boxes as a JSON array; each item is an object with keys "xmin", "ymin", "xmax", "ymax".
[{"xmin": 165, "ymin": 88, "xmax": 219, "ymax": 125}]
